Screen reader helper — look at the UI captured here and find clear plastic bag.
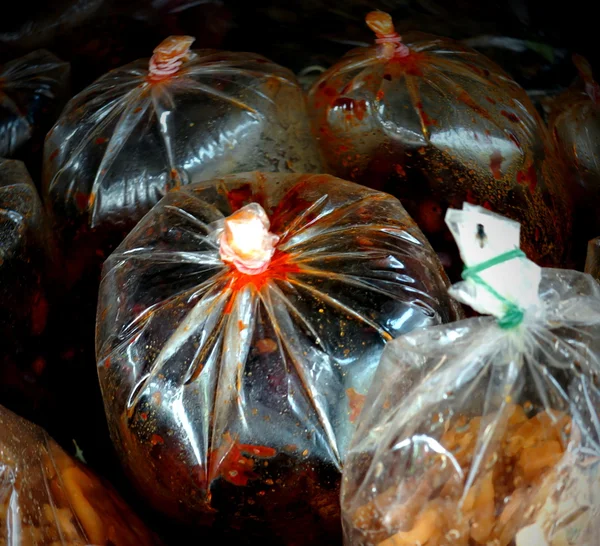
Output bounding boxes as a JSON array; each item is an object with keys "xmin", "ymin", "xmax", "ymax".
[
  {"xmin": 44, "ymin": 35, "xmax": 323, "ymax": 287},
  {"xmin": 0, "ymin": 159, "xmax": 58, "ymax": 420},
  {"xmin": 307, "ymin": 11, "xmax": 571, "ymax": 279},
  {"xmin": 0, "ymin": 403, "xmax": 161, "ymax": 546},
  {"xmin": 342, "ymin": 204, "xmax": 600, "ymax": 546},
  {"xmin": 549, "ymin": 55, "xmax": 600, "ymax": 267},
  {"xmin": 0, "ymin": 50, "xmax": 70, "ymax": 159},
  {"xmin": 96, "ymin": 172, "xmax": 462, "ymax": 545}
]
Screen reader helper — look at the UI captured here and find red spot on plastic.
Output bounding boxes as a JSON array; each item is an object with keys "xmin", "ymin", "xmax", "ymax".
[
  {"xmin": 489, "ymin": 150, "xmax": 503, "ymax": 180},
  {"xmin": 104, "ymin": 357, "xmax": 111, "ymax": 369},
  {"xmin": 517, "ymin": 164, "xmax": 538, "ymax": 193},
  {"xmin": 347, "ymin": 388, "xmax": 366, "ymax": 423},
  {"xmin": 390, "ymin": 51, "xmax": 424, "ymax": 76},
  {"xmin": 151, "ymin": 434, "xmax": 164, "ymax": 446},
  {"xmin": 140, "ymin": 412, "xmax": 148, "ymax": 421},
  {"xmin": 32, "ymin": 357, "xmax": 46, "ymax": 376},
  {"xmin": 49, "ymin": 149, "xmax": 59, "ymax": 161},
  {"xmin": 501, "ymin": 110, "xmax": 520, "ymax": 123},
  {"xmin": 74, "ymin": 192, "xmax": 89, "ymax": 211},
  {"xmin": 376, "ymin": 90, "xmax": 385, "ymax": 101},
  {"xmin": 226, "ymin": 184, "xmax": 267, "ymax": 212},
  {"xmin": 95, "ymin": 137, "xmax": 108, "ymax": 145},
  {"xmin": 209, "ymin": 432, "xmax": 276, "ymax": 486},
  {"xmin": 485, "ymin": 96, "xmax": 496, "ymax": 105},
  {"xmin": 394, "ymin": 164, "xmax": 406, "ymax": 177},
  {"xmin": 417, "ymin": 199, "xmax": 445, "ymax": 234},
  {"xmin": 31, "ymin": 292, "xmax": 48, "ymax": 336}
]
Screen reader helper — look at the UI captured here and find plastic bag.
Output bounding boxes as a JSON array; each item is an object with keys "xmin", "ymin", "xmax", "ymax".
[
  {"xmin": 0, "ymin": 403, "xmax": 161, "ymax": 546},
  {"xmin": 342, "ymin": 203, "xmax": 600, "ymax": 546},
  {"xmin": 0, "ymin": 159, "xmax": 58, "ymax": 420},
  {"xmin": 585, "ymin": 237, "xmax": 600, "ymax": 282},
  {"xmin": 0, "ymin": 50, "xmax": 69, "ymax": 160},
  {"xmin": 44, "ymin": 35, "xmax": 324, "ymax": 289},
  {"xmin": 307, "ymin": 11, "xmax": 571, "ymax": 280},
  {"xmin": 96, "ymin": 172, "xmax": 462, "ymax": 545},
  {"xmin": 549, "ymin": 55, "xmax": 600, "ymax": 268}
]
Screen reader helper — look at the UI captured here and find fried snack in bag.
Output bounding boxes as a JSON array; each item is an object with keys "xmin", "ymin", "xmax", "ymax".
[
  {"xmin": 343, "ymin": 203, "xmax": 599, "ymax": 546},
  {"xmin": 308, "ymin": 11, "xmax": 571, "ymax": 279},
  {"xmin": 0, "ymin": 159, "xmax": 58, "ymax": 420},
  {"xmin": 549, "ymin": 55, "xmax": 600, "ymax": 267},
  {"xmin": 95, "ymin": 172, "xmax": 462, "ymax": 545},
  {"xmin": 0, "ymin": 50, "xmax": 69, "ymax": 160},
  {"xmin": 44, "ymin": 35, "xmax": 323, "ymax": 288},
  {"xmin": 0, "ymin": 404, "xmax": 161, "ymax": 546}
]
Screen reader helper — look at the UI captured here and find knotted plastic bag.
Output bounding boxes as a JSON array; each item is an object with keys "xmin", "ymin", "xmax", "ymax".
[
  {"xmin": 342, "ymin": 203, "xmax": 600, "ymax": 546},
  {"xmin": 307, "ymin": 10, "xmax": 571, "ymax": 279},
  {"xmin": 95, "ymin": 172, "xmax": 461, "ymax": 545},
  {"xmin": 0, "ymin": 404, "xmax": 161, "ymax": 546},
  {"xmin": 549, "ymin": 55, "xmax": 600, "ymax": 267},
  {"xmin": 43, "ymin": 35, "xmax": 323, "ymax": 287},
  {"xmin": 0, "ymin": 159, "xmax": 58, "ymax": 420},
  {"xmin": 0, "ymin": 50, "xmax": 69, "ymax": 159}
]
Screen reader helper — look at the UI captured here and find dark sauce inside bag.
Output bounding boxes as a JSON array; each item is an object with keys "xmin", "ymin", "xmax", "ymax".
[
  {"xmin": 308, "ymin": 11, "xmax": 572, "ymax": 281},
  {"xmin": 96, "ymin": 173, "xmax": 461, "ymax": 545}
]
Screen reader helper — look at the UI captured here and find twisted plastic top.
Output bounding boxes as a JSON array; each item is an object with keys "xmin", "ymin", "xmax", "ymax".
[
  {"xmin": 218, "ymin": 203, "xmax": 280, "ymax": 275},
  {"xmin": 365, "ymin": 11, "xmax": 409, "ymax": 58},
  {"xmin": 148, "ymin": 36, "xmax": 195, "ymax": 80}
]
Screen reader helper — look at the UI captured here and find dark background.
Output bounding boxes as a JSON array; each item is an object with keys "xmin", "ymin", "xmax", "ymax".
[{"xmin": 1, "ymin": 0, "xmax": 597, "ymax": 94}]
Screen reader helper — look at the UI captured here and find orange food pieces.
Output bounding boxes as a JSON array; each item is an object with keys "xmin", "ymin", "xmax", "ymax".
[{"xmin": 352, "ymin": 405, "xmax": 571, "ymax": 546}]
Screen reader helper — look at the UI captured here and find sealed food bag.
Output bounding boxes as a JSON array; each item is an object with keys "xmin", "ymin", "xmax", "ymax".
[
  {"xmin": 549, "ymin": 55, "xmax": 600, "ymax": 267},
  {"xmin": 0, "ymin": 159, "xmax": 57, "ymax": 420},
  {"xmin": 585, "ymin": 236, "xmax": 600, "ymax": 282},
  {"xmin": 342, "ymin": 203, "xmax": 600, "ymax": 546},
  {"xmin": 96, "ymin": 172, "xmax": 462, "ymax": 545},
  {"xmin": 44, "ymin": 35, "xmax": 323, "ymax": 289},
  {"xmin": 0, "ymin": 404, "xmax": 161, "ymax": 546},
  {"xmin": 307, "ymin": 11, "xmax": 571, "ymax": 279},
  {"xmin": 0, "ymin": 50, "xmax": 69, "ymax": 160}
]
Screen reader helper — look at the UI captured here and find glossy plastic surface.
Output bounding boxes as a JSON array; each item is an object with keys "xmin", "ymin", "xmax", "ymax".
[
  {"xmin": 549, "ymin": 56, "xmax": 600, "ymax": 267},
  {"xmin": 308, "ymin": 13, "xmax": 571, "ymax": 278},
  {"xmin": 96, "ymin": 172, "xmax": 462, "ymax": 545},
  {"xmin": 343, "ymin": 269, "xmax": 600, "ymax": 546},
  {"xmin": 44, "ymin": 38, "xmax": 323, "ymax": 285},
  {"xmin": 0, "ymin": 159, "xmax": 56, "ymax": 419},
  {"xmin": 0, "ymin": 404, "xmax": 160, "ymax": 546},
  {"xmin": 0, "ymin": 50, "xmax": 69, "ymax": 158}
]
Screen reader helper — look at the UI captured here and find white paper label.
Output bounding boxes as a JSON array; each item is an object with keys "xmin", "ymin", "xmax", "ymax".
[{"xmin": 445, "ymin": 203, "xmax": 542, "ymax": 319}]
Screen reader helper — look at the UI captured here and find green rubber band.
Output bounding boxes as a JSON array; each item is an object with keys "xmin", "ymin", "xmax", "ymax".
[{"xmin": 461, "ymin": 248, "xmax": 526, "ymax": 329}]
